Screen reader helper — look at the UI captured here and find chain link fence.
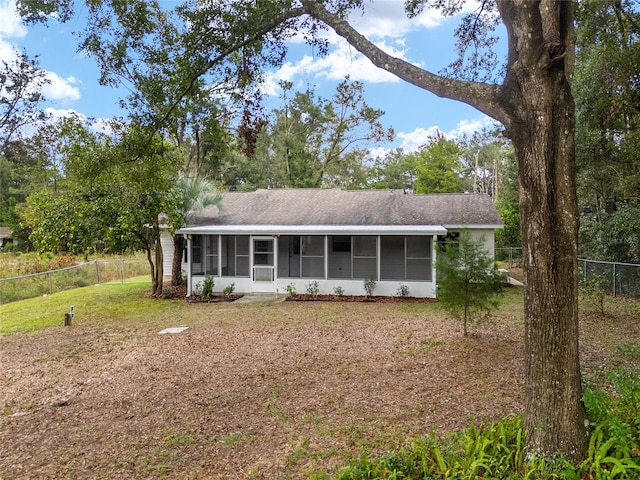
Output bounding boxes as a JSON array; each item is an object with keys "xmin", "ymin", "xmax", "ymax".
[
  {"xmin": 579, "ymin": 258, "xmax": 640, "ymax": 298},
  {"xmin": 0, "ymin": 259, "xmax": 149, "ymax": 305},
  {"xmin": 496, "ymin": 247, "xmax": 640, "ymax": 298},
  {"xmin": 495, "ymin": 247, "xmax": 523, "ymax": 266}
]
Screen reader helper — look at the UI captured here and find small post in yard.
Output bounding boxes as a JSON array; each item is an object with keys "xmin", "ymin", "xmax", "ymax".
[{"xmin": 64, "ymin": 305, "xmax": 74, "ymax": 326}]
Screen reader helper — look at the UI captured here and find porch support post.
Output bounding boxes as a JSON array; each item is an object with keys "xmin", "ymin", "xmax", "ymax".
[{"xmin": 186, "ymin": 234, "xmax": 192, "ymax": 297}]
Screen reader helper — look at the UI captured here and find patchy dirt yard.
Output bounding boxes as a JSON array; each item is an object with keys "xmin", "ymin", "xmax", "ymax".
[{"xmin": 1, "ymin": 290, "xmax": 638, "ymax": 479}]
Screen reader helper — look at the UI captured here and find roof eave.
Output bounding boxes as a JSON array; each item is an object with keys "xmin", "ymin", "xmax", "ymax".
[{"xmin": 177, "ymin": 224, "xmax": 448, "ymax": 236}]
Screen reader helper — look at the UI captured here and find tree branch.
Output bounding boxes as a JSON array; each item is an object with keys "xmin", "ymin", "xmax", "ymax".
[
  {"xmin": 300, "ymin": 0, "xmax": 509, "ymax": 127},
  {"xmin": 156, "ymin": 7, "xmax": 306, "ymax": 133}
]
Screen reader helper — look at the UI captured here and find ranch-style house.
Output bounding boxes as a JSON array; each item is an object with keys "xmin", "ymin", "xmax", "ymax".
[{"xmin": 161, "ymin": 189, "xmax": 503, "ymax": 298}]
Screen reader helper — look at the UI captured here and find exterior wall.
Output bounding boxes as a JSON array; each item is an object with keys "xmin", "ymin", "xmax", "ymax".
[
  {"xmin": 186, "ymin": 233, "xmax": 440, "ymax": 298},
  {"xmin": 467, "ymin": 229, "xmax": 496, "ymax": 257},
  {"xmin": 442, "ymin": 229, "xmax": 496, "ymax": 258},
  {"xmin": 159, "ymin": 230, "xmax": 175, "ymax": 281},
  {"xmin": 190, "ymin": 276, "xmax": 436, "ymax": 298}
]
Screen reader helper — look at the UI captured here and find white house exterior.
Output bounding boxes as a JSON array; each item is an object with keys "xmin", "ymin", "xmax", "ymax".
[{"xmin": 162, "ymin": 189, "xmax": 503, "ymax": 298}]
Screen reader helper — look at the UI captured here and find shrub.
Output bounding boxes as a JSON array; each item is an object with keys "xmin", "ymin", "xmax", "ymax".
[
  {"xmin": 582, "ymin": 366, "xmax": 640, "ymax": 463},
  {"xmin": 363, "ymin": 277, "xmax": 377, "ymax": 297},
  {"xmin": 285, "ymin": 282, "xmax": 296, "ymax": 297},
  {"xmin": 396, "ymin": 283, "xmax": 410, "ymax": 297},
  {"xmin": 580, "ymin": 272, "xmax": 610, "ymax": 316},
  {"xmin": 223, "ymin": 283, "xmax": 235, "ymax": 297},
  {"xmin": 200, "ymin": 275, "xmax": 214, "ymax": 299},
  {"xmin": 333, "ymin": 285, "xmax": 345, "ymax": 296},
  {"xmin": 305, "ymin": 280, "xmax": 320, "ymax": 298}
]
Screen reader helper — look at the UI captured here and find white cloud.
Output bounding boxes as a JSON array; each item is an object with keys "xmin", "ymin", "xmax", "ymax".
[
  {"xmin": 42, "ymin": 71, "xmax": 81, "ymax": 102},
  {"xmin": 0, "ymin": 0, "xmax": 26, "ymax": 39},
  {"xmin": 0, "ymin": 38, "xmax": 16, "ymax": 63},
  {"xmin": 0, "ymin": 1, "xmax": 81, "ymax": 106},
  {"xmin": 348, "ymin": 1, "xmax": 447, "ymax": 38},
  {"xmin": 0, "ymin": 1, "xmax": 24, "ymax": 65},
  {"xmin": 43, "ymin": 106, "xmax": 85, "ymax": 122},
  {"xmin": 42, "ymin": 107, "xmax": 115, "ymax": 135},
  {"xmin": 397, "ymin": 126, "xmax": 443, "ymax": 152},
  {"xmin": 446, "ymin": 116, "xmax": 500, "ymax": 138},
  {"xmin": 395, "ymin": 116, "xmax": 499, "ymax": 153},
  {"xmin": 261, "ymin": 37, "xmax": 414, "ymax": 97}
]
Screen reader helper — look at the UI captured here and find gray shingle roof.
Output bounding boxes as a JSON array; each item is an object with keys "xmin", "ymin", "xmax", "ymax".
[{"xmin": 187, "ymin": 189, "xmax": 502, "ymax": 228}]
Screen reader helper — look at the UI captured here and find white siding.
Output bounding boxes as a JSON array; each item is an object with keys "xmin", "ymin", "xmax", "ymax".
[{"xmin": 159, "ymin": 230, "xmax": 175, "ymax": 280}]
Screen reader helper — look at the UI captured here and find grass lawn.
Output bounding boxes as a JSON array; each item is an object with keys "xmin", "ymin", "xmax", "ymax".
[{"xmin": 1, "ymin": 285, "xmax": 638, "ymax": 479}]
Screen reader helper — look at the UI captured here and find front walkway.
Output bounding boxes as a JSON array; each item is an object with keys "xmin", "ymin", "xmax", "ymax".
[{"xmin": 233, "ymin": 293, "xmax": 287, "ymax": 304}]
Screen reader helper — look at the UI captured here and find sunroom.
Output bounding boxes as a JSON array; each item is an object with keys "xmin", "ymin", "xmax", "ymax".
[{"xmin": 179, "ymin": 226, "xmax": 445, "ymax": 297}]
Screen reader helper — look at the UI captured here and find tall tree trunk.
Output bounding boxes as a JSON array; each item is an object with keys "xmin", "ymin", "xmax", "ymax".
[
  {"xmin": 503, "ymin": 2, "xmax": 588, "ymax": 461},
  {"xmin": 172, "ymin": 234, "xmax": 186, "ymax": 286},
  {"xmin": 145, "ymin": 247, "xmax": 158, "ymax": 294},
  {"xmin": 153, "ymin": 234, "xmax": 164, "ymax": 296}
]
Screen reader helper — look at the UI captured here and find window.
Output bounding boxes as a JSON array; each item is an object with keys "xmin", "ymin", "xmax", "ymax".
[
  {"xmin": 380, "ymin": 236, "xmax": 404, "ymax": 280},
  {"xmin": 328, "ymin": 236, "xmax": 351, "ymax": 279},
  {"xmin": 192, "ymin": 235, "xmax": 218, "ymax": 275},
  {"xmin": 277, "ymin": 235, "xmax": 324, "ymax": 278},
  {"xmin": 192, "ymin": 235, "xmax": 202, "ymax": 274},
  {"xmin": 406, "ymin": 236, "xmax": 431, "ymax": 281},
  {"xmin": 328, "ymin": 236, "xmax": 377, "ymax": 280},
  {"xmin": 254, "ymin": 239, "xmax": 273, "ymax": 266},
  {"xmin": 205, "ymin": 235, "xmax": 218, "ymax": 275},
  {"xmin": 380, "ymin": 236, "xmax": 432, "ymax": 281},
  {"xmin": 437, "ymin": 232, "xmax": 460, "ymax": 251},
  {"xmin": 353, "ymin": 236, "xmax": 377, "ymax": 279},
  {"xmin": 221, "ymin": 235, "xmax": 249, "ymax": 277},
  {"xmin": 301, "ymin": 236, "xmax": 325, "ymax": 278},
  {"xmin": 277, "ymin": 236, "xmax": 301, "ymax": 277}
]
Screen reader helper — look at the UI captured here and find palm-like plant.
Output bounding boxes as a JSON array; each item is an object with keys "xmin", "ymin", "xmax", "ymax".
[{"xmin": 171, "ymin": 174, "xmax": 222, "ymax": 286}]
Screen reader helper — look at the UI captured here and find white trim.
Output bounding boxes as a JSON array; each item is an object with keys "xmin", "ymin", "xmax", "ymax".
[
  {"xmin": 186, "ymin": 235, "xmax": 192, "ymax": 296},
  {"xmin": 443, "ymin": 224, "xmax": 503, "ymax": 230},
  {"xmin": 178, "ymin": 224, "xmax": 447, "ymax": 235},
  {"xmin": 252, "ymin": 237, "xmax": 277, "ymax": 292}
]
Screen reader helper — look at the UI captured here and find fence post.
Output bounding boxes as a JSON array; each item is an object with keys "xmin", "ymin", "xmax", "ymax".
[
  {"xmin": 95, "ymin": 260, "xmax": 100, "ymax": 284},
  {"xmin": 48, "ymin": 271, "xmax": 53, "ymax": 295},
  {"xmin": 121, "ymin": 259, "xmax": 125, "ymax": 284},
  {"xmin": 613, "ymin": 263, "xmax": 616, "ymax": 297}
]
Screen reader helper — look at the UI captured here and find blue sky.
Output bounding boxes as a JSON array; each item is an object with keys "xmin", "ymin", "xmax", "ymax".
[{"xmin": 1, "ymin": 0, "xmax": 501, "ymax": 153}]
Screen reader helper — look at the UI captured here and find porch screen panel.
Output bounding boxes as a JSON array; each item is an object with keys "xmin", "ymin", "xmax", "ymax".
[
  {"xmin": 301, "ymin": 235, "xmax": 324, "ymax": 278},
  {"xmin": 406, "ymin": 236, "xmax": 432, "ymax": 281},
  {"xmin": 277, "ymin": 235, "xmax": 301, "ymax": 278},
  {"xmin": 254, "ymin": 240, "xmax": 273, "ymax": 265},
  {"xmin": 235, "ymin": 236, "xmax": 250, "ymax": 276},
  {"xmin": 221, "ymin": 235, "xmax": 235, "ymax": 276},
  {"xmin": 380, "ymin": 236, "xmax": 405, "ymax": 280},
  {"xmin": 221, "ymin": 235, "xmax": 250, "ymax": 277},
  {"xmin": 328, "ymin": 235, "xmax": 351, "ymax": 279},
  {"xmin": 352, "ymin": 236, "xmax": 377, "ymax": 279},
  {"xmin": 205, "ymin": 235, "xmax": 219, "ymax": 275},
  {"xmin": 192, "ymin": 235, "xmax": 204, "ymax": 275}
]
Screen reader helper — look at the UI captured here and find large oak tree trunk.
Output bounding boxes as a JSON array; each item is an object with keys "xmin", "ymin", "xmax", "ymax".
[
  {"xmin": 510, "ymin": 89, "xmax": 588, "ymax": 462},
  {"xmin": 502, "ymin": 2, "xmax": 588, "ymax": 461}
]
